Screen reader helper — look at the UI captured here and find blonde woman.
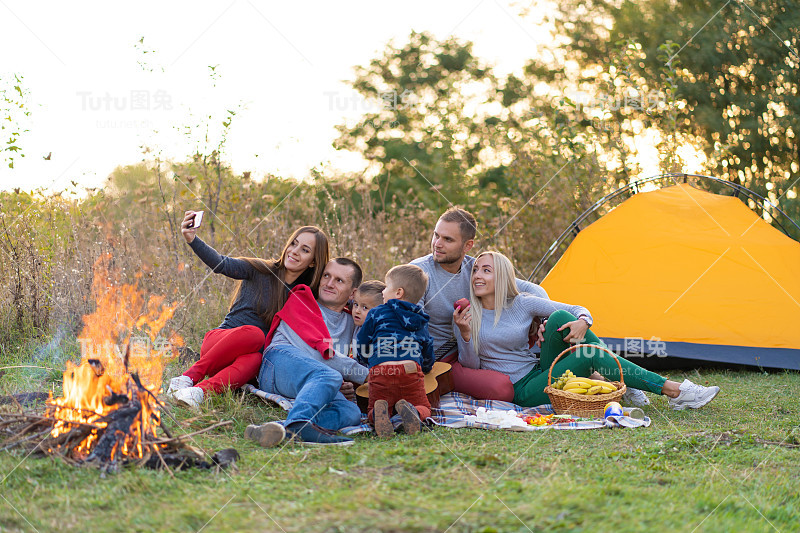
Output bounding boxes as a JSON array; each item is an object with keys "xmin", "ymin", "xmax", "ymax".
[{"xmin": 453, "ymin": 251, "xmax": 720, "ymax": 409}]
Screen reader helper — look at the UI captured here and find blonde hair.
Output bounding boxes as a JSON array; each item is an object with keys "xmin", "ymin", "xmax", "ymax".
[
  {"xmin": 385, "ymin": 264, "xmax": 428, "ymax": 303},
  {"xmin": 470, "ymin": 251, "xmax": 519, "ymax": 354}
]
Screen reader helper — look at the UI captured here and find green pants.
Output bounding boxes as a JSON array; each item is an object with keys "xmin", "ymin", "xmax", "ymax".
[{"xmin": 513, "ymin": 310, "xmax": 668, "ymax": 407}]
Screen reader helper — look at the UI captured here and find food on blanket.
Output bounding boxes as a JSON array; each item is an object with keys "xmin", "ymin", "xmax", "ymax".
[
  {"xmin": 562, "ymin": 377, "xmax": 617, "ymax": 395},
  {"xmin": 604, "ymin": 402, "xmax": 623, "ymax": 418},
  {"xmin": 469, "ymin": 407, "xmax": 528, "ymax": 428},
  {"xmin": 523, "ymin": 414, "xmax": 554, "ymax": 426},
  {"xmin": 551, "ymin": 417, "xmax": 577, "ymax": 424},
  {"xmin": 453, "ymin": 298, "xmax": 470, "ymax": 311},
  {"xmin": 552, "ymin": 369, "xmax": 576, "ymax": 390}
]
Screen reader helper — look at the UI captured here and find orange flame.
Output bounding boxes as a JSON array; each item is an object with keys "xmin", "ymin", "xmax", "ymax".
[{"xmin": 48, "ymin": 254, "xmax": 184, "ymax": 460}]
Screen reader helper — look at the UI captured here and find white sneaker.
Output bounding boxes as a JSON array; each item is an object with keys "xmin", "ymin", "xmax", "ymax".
[
  {"xmin": 622, "ymin": 388, "xmax": 651, "ymax": 407},
  {"xmin": 167, "ymin": 375, "xmax": 193, "ymax": 395},
  {"xmin": 668, "ymin": 379, "xmax": 720, "ymax": 410},
  {"xmin": 173, "ymin": 386, "xmax": 204, "ymax": 407}
]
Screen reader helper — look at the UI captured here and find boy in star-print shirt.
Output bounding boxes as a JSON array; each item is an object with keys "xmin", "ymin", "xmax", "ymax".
[{"xmin": 356, "ymin": 264, "xmax": 434, "ymax": 437}]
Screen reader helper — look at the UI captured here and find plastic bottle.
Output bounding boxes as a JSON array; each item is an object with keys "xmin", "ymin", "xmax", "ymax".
[{"xmin": 623, "ymin": 407, "xmax": 645, "ymax": 420}]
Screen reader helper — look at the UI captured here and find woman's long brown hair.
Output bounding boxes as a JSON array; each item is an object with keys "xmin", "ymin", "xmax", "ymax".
[{"xmin": 228, "ymin": 226, "xmax": 329, "ymax": 327}]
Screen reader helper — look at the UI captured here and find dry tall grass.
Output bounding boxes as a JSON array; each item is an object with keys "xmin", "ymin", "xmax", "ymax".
[{"xmin": 0, "ymin": 157, "xmax": 610, "ymax": 355}]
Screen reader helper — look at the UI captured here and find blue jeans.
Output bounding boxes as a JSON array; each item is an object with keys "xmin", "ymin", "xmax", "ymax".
[{"xmin": 258, "ymin": 345, "xmax": 362, "ymax": 431}]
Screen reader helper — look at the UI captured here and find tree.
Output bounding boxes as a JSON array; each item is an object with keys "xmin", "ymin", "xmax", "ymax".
[
  {"xmin": 546, "ymin": 0, "xmax": 800, "ymax": 223},
  {"xmin": 333, "ymin": 31, "xmax": 502, "ymax": 211},
  {"xmin": 332, "ymin": 31, "xmax": 616, "ymax": 269}
]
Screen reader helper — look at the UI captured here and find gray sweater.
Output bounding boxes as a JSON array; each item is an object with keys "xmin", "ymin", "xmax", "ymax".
[
  {"xmin": 455, "ymin": 293, "xmax": 592, "ymax": 383},
  {"xmin": 270, "ymin": 301, "xmax": 369, "ymax": 384},
  {"xmin": 410, "ymin": 254, "xmax": 549, "ymax": 354},
  {"xmin": 188, "ymin": 237, "xmax": 289, "ymax": 336}
]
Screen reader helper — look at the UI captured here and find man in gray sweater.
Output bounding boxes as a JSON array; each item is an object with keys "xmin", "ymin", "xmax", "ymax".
[
  {"xmin": 246, "ymin": 258, "xmax": 367, "ymax": 447},
  {"xmin": 411, "ymin": 207, "xmax": 549, "ymax": 401}
]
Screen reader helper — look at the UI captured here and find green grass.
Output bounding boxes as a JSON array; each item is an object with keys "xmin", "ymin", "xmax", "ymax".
[{"xmin": 1, "ymin": 359, "xmax": 799, "ymax": 532}]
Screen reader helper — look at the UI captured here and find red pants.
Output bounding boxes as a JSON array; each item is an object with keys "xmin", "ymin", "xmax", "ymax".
[
  {"xmin": 367, "ymin": 362, "xmax": 431, "ymax": 421},
  {"xmin": 442, "ymin": 352, "xmax": 515, "ymax": 402},
  {"xmin": 183, "ymin": 326, "xmax": 266, "ymax": 394}
]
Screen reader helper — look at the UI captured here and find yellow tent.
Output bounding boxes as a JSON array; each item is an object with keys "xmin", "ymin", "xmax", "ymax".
[{"xmin": 541, "ymin": 183, "xmax": 800, "ymax": 369}]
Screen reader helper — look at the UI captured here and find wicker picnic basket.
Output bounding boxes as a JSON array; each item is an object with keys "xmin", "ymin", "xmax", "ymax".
[{"xmin": 543, "ymin": 344, "xmax": 627, "ymax": 418}]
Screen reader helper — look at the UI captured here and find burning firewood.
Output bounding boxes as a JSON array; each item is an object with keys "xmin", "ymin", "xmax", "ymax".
[
  {"xmin": 1, "ymin": 397, "xmax": 236, "ymax": 472},
  {"xmin": 0, "ymin": 255, "xmax": 237, "ymax": 472},
  {"xmin": 1, "ymin": 362, "xmax": 236, "ymax": 472}
]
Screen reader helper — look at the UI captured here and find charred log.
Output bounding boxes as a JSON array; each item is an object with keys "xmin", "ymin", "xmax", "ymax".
[
  {"xmin": 0, "ymin": 392, "xmax": 50, "ymax": 407},
  {"xmin": 86, "ymin": 402, "xmax": 141, "ymax": 463},
  {"xmin": 141, "ymin": 447, "xmax": 239, "ymax": 471},
  {"xmin": 87, "ymin": 359, "xmax": 104, "ymax": 376},
  {"xmin": 143, "ymin": 453, "xmax": 197, "ymax": 470},
  {"xmin": 210, "ymin": 448, "xmax": 239, "ymax": 469},
  {"xmin": 102, "ymin": 391, "xmax": 129, "ymax": 406}
]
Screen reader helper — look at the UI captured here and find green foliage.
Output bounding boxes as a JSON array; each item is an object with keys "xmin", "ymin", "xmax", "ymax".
[
  {"xmin": 331, "ymin": 31, "xmax": 620, "ymax": 272},
  {"xmin": 0, "ymin": 73, "xmax": 31, "ymax": 169},
  {"xmin": 549, "ymin": 0, "xmax": 800, "ymax": 223},
  {"xmin": 0, "ymin": 190, "xmax": 87, "ymax": 343},
  {"xmin": 334, "ymin": 31, "xmax": 501, "ymax": 210}
]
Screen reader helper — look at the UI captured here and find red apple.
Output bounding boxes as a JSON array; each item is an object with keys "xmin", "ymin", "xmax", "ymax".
[{"xmin": 453, "ymin": 298, "xmax": 470, "ymax": 311}]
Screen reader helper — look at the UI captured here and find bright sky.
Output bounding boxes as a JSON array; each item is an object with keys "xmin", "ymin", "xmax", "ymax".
[{"xmin": 0, "ymin": 0, "xmax": 570, "ymax": 193}]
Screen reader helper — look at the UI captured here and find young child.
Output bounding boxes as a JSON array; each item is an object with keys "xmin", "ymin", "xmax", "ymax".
[
  {"xmin": 356, "ymin": 264, "xmax": 434, "ymax": 437},
  {"xmin": 350, "ymin": 280, "xmax": 386, "ymax": 357}
]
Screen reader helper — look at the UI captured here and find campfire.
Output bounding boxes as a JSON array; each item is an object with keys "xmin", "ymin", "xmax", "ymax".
[{"xmin": 1, "ymin": 255, "xmax": 236, "ymax": 472}]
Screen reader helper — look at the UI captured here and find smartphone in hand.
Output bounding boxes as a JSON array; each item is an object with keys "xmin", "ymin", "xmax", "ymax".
[{"xmin": 191, "ymin": 211, "xmax": 204, "ymax": 228}]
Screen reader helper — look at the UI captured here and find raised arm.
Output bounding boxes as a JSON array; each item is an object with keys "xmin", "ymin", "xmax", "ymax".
[{"xmin": 181, "ymin": 211, "xmax": 258, "ymax": 280}]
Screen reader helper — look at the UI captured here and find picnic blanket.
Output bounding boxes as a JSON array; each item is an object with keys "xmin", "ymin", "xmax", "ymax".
[
  {"xmin": 430, "ymin": 391, "xmax": 650, "ymax": 430},
  {"xmin": 244, "ymin": 385, "xmax": 651, "ymax": 433}
]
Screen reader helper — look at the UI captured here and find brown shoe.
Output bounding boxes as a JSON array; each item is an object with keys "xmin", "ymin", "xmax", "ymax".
[
  {"xmin": 372, "ymin": 400, "xmax": 393, "ymax": 438},
  {"xmin": 244, "ymin": 422, "xmax": 286, "ymax": 447},
  {"xmin": 395, "ymin": 399, "xmax": 420, "ymax": 435}
]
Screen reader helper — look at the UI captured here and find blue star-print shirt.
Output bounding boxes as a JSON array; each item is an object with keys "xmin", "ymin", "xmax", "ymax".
[{"xmin": 356, "ymin": 299, "xmax": 434, "ymax": 372}]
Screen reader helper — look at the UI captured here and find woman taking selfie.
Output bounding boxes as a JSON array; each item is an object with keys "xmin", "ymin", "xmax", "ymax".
[
  {"xmin": 169, "ymin": 210, "xmax": 329, "ymax": 407},
  {"xmin": 453, "ymin": 251, "xmax": 720, "ymax": 409}
]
